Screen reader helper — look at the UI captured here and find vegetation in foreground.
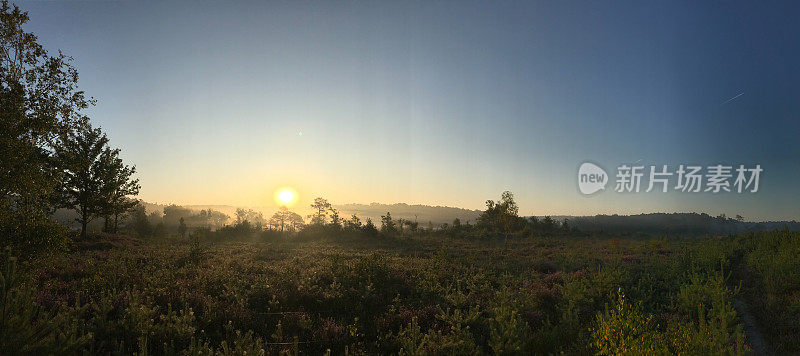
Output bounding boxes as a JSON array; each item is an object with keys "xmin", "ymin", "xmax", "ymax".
[{"xmin": 3, "ymin": 228, "xmax": 799, "ymax": 355}]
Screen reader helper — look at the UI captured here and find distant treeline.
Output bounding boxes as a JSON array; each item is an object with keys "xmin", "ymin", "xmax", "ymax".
[
  {"xmin": 334, "ymin": 202, "xmax": 484, "ymax": 226},
  {"xmin": 82, "ymin": 192, "xmax": 574, "ymax": 242},
  {"xmin": 75, "ymin": 203, "xmax": 800, "ymax": 240},
  {"xmin": 566, "ymin": 213, "xmax": 800, "ymax": 236}
]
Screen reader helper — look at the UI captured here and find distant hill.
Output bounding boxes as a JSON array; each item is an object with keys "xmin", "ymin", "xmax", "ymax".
[{"xmin": 141, "ymin": 202, "xmax": 240, "ymax": 219}]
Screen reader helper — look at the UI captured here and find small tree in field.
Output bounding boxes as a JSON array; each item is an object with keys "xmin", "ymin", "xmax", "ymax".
[
  {"xmin": 362, "ymin": 218, "xmax": 378, "ymax": 238},
  {"xmin": 178, "ymin": 217, "xmax": 187, "ymax": 238},
  {"xmin": 380, "ymin": 212, "xmax": 396, "ymax": 235},
  {"xmin": 328, "ymin": 206, "xmax": 341, "ymax": 230},
  {"xmin": 478, "ymin": 191, "xmax": 520, "ymax": 247},
  {"xmin": 345, "ymin": 214, "xmax": 362, "ymax": 231}
]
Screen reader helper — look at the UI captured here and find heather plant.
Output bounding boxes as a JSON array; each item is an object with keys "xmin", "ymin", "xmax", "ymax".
[{"xmin": 0, "ymin": 249, "xmax": 90, "ymax": 353}]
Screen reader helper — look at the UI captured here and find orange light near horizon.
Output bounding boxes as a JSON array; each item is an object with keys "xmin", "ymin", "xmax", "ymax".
[{"xmin": 274, "ymin": 187, "xmax": 298, "ymax": 207}]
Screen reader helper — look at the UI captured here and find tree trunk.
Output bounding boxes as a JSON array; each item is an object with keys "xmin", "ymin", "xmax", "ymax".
[
  {"xmin": 81, "ymin": 209, "xmax": 88, "ymax": 239},
  {"xmin": 113, "ymin": 213, "xmax": 119, "ymax": 234}
]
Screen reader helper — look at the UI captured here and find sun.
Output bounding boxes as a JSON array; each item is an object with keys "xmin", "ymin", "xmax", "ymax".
[
  {"xmin": 278, "ymin": 190, "xmax": 294, "ymax": 204},
  {"xmin": 274, "ymin": 188, "xmax": 297, "ymax": 206}
]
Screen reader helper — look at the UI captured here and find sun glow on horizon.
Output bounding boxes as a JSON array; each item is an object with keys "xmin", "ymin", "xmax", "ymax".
[{"xmin": 275, "ymin": 187, "xmax": 297, "ymax": 207}]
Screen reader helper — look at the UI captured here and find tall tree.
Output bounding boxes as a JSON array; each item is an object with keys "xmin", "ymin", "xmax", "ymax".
[
  {"xmin": 328, "ymin": 206, "xmax": 341, "ymax": 230},
  {"xmin": 1, "ymin": 1, "xmax": 93, "ymax": 250},
  {"xmin": 269, "ymin": 206, "xmax": 290, "ymax": 232},
  {"xmin": 344, "ymin": 214, "xmax": 362, "ymax": 231},
  {"xmin": 236, "ymin": 208, "xmax": 265, "ymax": 230},
  {"xmin": 362, "ymin": 218, "xmax": 378, "ymax": 238},
  {"xmin": 130, "ymin": 201, "xmax": 152, "ymax": 237},
  {"xmin": 197, "ymin": 209, "xmax": 229, "ymax": 230},
  {"xmin": 178, "ymin": 217, "xmax": 187, "ymax": 238},
  {"xmin": 100, "ymin": 147, "xmax": 139, "ymax": 233},
  {"xmin": 380, "ymin": 212, "xmax": 396, "ymax": 235},
  {"xmin": 55, "ymin": 124, "xmax": 122, "ymax": 238},
  {"xmin": 496, "ymin": 191, "xmax": 519, "ymax": 238},
  {"xmin": 478, "ymin": 191, "xmax": 520, "ymax": 245},
  {"xmin": 287, "ymin": 210, "xmax": 304, "ymax": 232},
  {"xmin": 308, "ymin": 197, "xmax": 331, "ymax": 225},
  {"xmin": 270, "ymin": 206, "xmax": 304, "ymax": 232}
]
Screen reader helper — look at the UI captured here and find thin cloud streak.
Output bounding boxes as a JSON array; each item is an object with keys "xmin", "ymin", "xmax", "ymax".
[{"xmin": 721, "ymin": 92, "xmax": 744, "ymax": 106}]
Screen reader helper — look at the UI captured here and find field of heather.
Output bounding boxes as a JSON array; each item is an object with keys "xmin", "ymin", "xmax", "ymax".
[{"xmin": 4, "ymin": 230, "xmax": 798, "ymax": 354}]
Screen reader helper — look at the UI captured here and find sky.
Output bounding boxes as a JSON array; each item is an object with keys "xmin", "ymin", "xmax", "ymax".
[{"xmin": 18, "ymin": 1, "xmax": 800, "ymax": 220}]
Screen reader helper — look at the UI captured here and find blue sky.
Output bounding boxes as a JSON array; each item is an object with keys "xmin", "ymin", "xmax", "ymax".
[{"xmin": 18, "ymin": 1, "xmax": 800, "ymax": 220}]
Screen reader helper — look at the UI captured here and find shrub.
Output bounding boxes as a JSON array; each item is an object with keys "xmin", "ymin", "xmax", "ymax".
[{"xmin": 592, "ymin": 288, "xmax": 668, "ymax": 355}]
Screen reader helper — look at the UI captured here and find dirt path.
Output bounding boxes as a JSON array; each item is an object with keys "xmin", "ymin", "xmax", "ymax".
[
  {"xmin": 733, "ymin": 297, "xmax": 770, "ymax": 355},
  {"xmin": 728, "ymin": 250, "xmax": 771, "ymax": 356}
]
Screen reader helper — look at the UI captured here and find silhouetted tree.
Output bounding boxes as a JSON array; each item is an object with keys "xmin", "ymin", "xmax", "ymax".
[
  {"xmin": 153, "ymin": 221, "xmax": 166, "ymax": 238},
  {"xmin": 396, "ymin": 218, "xmax": 406, "ymax": 237},
  {"xmin": 198, "ymin": 209, "xmax": 229, "ymax": 229},
  {"xmin": 407, "ymin": 219, "xmax": 419, "ymax": 233},
  {"xmin": 270, "ymin": 206, "xmax": 291, "ymax": 232},
  {"xmin": 55, "ymin": 124, "xmax": 117, "ymax": 238},
  {"xmin": 452, "ymin": 218, "xmax": 462, "ymax": 231},
  {"xmin": 236, "ymin": 208, "xmax": 265, "ymax": 230},
  {"xmin": 362, "ymin": 218, "xmax": 378, "ymax": 238},
  {"xmin": 527, "ymin": 216, "xmax": 540, "ymax": 233},
  {"xmin": 308, "ymin": 197, "xmax": 331, "ymax": 225},
  {"xmin": 269, "ymin": 206, "xmax": 304, "ymax": 232},
  {"xmin": 380, "ymin": 212, "xmax": 396, "ymax": 235},
  {"xmin": 1, "ymin": 1, "xmax": 94, "ymax": 250},
  {"xmin": 178, "ymin": 217, "xmax": 187, "ymax": 238},
  {"xmin": 328, "ymin": 206, "xmax": 341, "ymax": 230},
  {"xmin": 130, "ymin": 201, "xmax": 151, "ymax": 237},
  {"xmin": 99, "ymin": 147, "xmax": 139, "ymax": 233},
  {"xmin": 345, "ymin": 214, "xmax": 362, "ymax": 231},
  {"xmin": 542, "ymin": 216, "xmax": 556, "ymax": 234},
  {"xmin": 287, "ymin": 210, "xmax": 304, "ymax": 232},
  {"xmin": 478, "ymin": 191, "xmax": 520, "ymax": 244}
]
